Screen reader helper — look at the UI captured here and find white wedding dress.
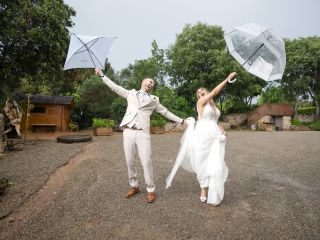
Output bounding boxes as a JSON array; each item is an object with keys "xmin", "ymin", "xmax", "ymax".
[{"xmin": 166, "ymin": 103, "xmax": 228, "ymax": 205}]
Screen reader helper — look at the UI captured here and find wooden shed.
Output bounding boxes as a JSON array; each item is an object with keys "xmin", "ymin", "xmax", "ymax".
[{"xmin": 19, "ymin": 95, "xmax": 74, "ymax": 132}]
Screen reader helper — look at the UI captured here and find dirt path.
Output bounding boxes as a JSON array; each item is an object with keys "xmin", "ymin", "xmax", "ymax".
[{"xmin": 0, "ymin": 141, "xmax": 98, "ymax": 239}]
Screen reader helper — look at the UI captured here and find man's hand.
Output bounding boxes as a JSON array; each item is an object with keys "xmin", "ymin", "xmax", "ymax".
[
  {"xmin": 182, "ymin": 117, "xmax": 195, "ymax": 128},
  {"xmin": 183, "ymin": 121, "xmax": 188, "ymax": 129},
  {"xmin": 95, "ymin": 68, "xmax": 103, "ymax": 76}
]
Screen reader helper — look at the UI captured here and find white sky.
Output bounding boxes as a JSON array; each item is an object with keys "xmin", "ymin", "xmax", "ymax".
[{"xmin": 64, "ymin": 0, "xmax": 320, "ymax": 71}]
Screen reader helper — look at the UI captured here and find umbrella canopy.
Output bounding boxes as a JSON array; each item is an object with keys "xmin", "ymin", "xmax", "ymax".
[
  {"xmin": 224, "ymin": 23, "xmax": 286, "ymax": 81},
  {"xmin": 64, "ymin": 34, "xmax": 116, "ymax": 70}
]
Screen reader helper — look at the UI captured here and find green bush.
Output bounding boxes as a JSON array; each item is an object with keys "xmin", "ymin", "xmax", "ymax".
[
  {"xmin": 309, "ymin": 121, "xmax": 320, "ymax": 131},
  {"xmin": 74, "ymin": 76, "xmax": 117, "ymax": 129},
  {"xmin": 110, "ymin": 97, "xmax": 127, "ymax": 124},
  {"xmin": 92, "ymin": 118, "xmax": 115, "ymax": 128},
  {"xmin": 151, "ymin": 116, "xmax": 167, "ymax": 127},
  {"xmin": 297, "ymin": 107, "xmax": 316, "ymax": 115},
  {"xmin": 69, "ymin": 122, "xmax": 78, "ymax": 131},
  {"xmin": 291, "ymin": 118, "xmax": 303, "ymax": 126}
]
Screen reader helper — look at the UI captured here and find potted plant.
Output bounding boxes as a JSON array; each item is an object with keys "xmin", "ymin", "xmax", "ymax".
[
  {"xmin": 150, "ymin": 117, "xmax": 167, "ymax": 134},
  {"xmin": 69, "ymin": 122, "xmax": 78, "ymax": 132},
  {"xmin": 92, "ymin": 118, "xmax": 115, "ymax": 136}
]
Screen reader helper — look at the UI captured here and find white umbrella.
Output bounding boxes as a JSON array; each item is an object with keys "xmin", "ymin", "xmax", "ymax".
[
  {"xmin": 224, "ymin": 23, "xmax": 286, "ymax": 81},
  {"xmin": 63, "ymin": 33, "xmax": 116, "ymax": 70}
]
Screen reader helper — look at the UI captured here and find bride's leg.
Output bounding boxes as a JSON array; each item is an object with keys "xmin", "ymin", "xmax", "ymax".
[
  {"xmin": 200, "ymin": 187, "xmax": 208, "ymax": 202},
  {"xmin": 199, "ymin": 177, "xmax": 209, "ymax": 202}
]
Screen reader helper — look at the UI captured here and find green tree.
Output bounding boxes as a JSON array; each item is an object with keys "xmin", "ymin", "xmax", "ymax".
[
  {"xmin": 167, "ymin": 23, "xmax": 227, "ymax": 104},
  {"xmin": 150, "ymin": 40, "xmax": 167, "ymax": 86},
  {"xmin": 166, "ymin": 22, "xmax": 266, "ymax": 112},
  {"xmin": 282, "ymin": 37, "xmax": 320, "ymax": 119},
  {"xmin": 119, "ymin": 40, "xmax": 166, "ymax": 90},
  {"xmin": 0, "ymin": 0, "xmax": 75, "ymax": 104},
  {"xmin": 74, "ymin": 72, "xmax": 117, "ymax": 128},
  {"xmin": 258, "ymin": 85, "xmax": 291, "ymax": 104},
  {"xmin": 153, "ymin": 85, "xmax": 194, "ymax": 118},
  {"xmin": 119, "ymin": 59, "xmax": 158, "ymax": 90},
  {"xmin": 110, "ymin": 97, "xmax": 127, "ymax": 124}
]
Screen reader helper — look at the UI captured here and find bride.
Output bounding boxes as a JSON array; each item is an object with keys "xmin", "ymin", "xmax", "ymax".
[{"xmin": 166, "ymin": 72, "xmax": 237, "ymax": 206}]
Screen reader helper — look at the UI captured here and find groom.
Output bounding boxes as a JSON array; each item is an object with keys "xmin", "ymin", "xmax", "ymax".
[{"xmin": 95, "ymin": 68, "xmax": 185, "ymax": 203}]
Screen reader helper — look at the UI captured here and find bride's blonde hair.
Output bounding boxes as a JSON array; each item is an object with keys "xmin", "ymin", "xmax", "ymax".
[
  {"xmin": 196, "ymin": 87, "xmax": 216, "ymax": 107},
  {"xmin": 196, "ymin": 87, "xmax": 207, "ymax": 99}
]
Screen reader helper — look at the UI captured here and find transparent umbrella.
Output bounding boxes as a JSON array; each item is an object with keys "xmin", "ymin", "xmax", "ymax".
[
  {"xmin": 64, "ymin": 33, "xmax": 116, "ymax": 70},
  {"xmin": 224, "ymin": 23, "xmax": 286, "ymax": 81}
]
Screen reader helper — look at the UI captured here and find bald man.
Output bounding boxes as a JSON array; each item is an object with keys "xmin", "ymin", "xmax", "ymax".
[{"xmin": 95, "ymin": 68, "xmax": 185, "ymax": 203}]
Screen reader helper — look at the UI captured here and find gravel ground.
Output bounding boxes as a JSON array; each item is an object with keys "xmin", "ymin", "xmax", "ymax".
[
  {"xmin": 0, "ymin": 140, "xmax": 87, "ymax": 218},
  {"xmin": 1, "ymin": 131, "xmax": 320, "ymax": 240}
]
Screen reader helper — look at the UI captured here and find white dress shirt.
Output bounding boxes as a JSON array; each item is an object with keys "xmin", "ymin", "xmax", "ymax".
[{"xmin": 126, "ymin": 90, "xmax": 150, "ymax": 129}]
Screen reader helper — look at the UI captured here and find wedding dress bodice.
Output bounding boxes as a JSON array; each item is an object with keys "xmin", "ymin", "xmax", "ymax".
[{"xmin": 198, "ymin": 103, "xmax": 220, "ymax": 122}]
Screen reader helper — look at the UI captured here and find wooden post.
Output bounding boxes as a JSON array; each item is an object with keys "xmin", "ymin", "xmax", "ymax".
[{"xmin": 24, "ymin": 94, "xmax": 31, "ymax": 141}]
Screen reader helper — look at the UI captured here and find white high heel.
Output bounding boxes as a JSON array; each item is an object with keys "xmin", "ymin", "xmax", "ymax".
[
  {"xmin": 200, "ymin": 196, "xmax": 207, "ymax": 203},
  {"xmin": 200, "ymin": 188, "xmax": 208, "ymax": 203}
]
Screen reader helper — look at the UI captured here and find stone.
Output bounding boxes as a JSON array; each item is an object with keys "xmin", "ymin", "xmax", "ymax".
[{"xmin": 219, "ymin": 122, "xmax": 231, "ymax": 130}]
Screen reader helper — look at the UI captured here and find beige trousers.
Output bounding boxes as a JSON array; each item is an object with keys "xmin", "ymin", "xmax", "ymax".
[{"xmin": 123, "ymin": 128, "xmax": 155, "ymax": 192}]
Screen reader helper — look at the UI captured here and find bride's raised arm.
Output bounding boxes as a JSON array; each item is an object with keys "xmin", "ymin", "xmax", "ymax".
[{"xmin": 197, "ymin": 72, "xmax": 237, "ymax": 107}]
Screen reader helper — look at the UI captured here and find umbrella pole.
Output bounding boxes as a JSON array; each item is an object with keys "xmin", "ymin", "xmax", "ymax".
[
  {"xmin": 228, "ymin": 43, "xmax": 264, "ymax": 83},
  {"xmin": 241, "ymin": 43, "xmax": 264, "ymax": 67},
  {"xmin": 75, "ymin": 36, "xmax": 98, "ymax": 69}
]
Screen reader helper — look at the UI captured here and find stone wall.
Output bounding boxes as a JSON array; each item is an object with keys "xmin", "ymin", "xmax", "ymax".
[
  {"xmin": 257, "ymin": 115, "xmax": 273, "ymax": 131},
  {"xmin": 164, "ymin": 122, "xmax": 185, "ymax": 133},
  {"xmin": 219, "ymin": 122, "xmax": 231, "ymax": 130},
  {"xmin": 256, "ymin": 115, "xmax": 292, "ymax": 131},
  {"xmin": 283, "ymin": 116, "xmax": 291, "ymax": 130},
  {"xmin": 222, "ymin": 113, "xmax": 247, "ymax": 127},
  {"xmin": 296, "ymin": 114, "xmax": 315, "ymax": 122}
]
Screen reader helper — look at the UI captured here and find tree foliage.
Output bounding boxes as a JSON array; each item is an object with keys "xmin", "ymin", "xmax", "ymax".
[
  {"xmin": 258, "ymin": 85, "xmax": 290, "ymax": 104},
  {"xmin": 282, "ymin": 37, "xmax": 320, "ymax": 119},
  {"xmin": 167, "ymin": 23, "xmax": 227, "ymax": 103},
  {"xmin": 0, "ymin": 0, "xmax": 75, "ymax": 104},
  {"xmin": 119, "ymin": 40, "xmax": 166, "ymax": 90},
  {"xmin": 153, "ymin": 85, "xmax": 194, "ymax": 118},
  {"xmin": 72, "ymin": 74, "xmax": 117, "ymax": 128}
]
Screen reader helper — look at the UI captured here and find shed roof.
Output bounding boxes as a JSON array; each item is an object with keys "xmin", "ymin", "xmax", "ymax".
[
  {"xmin": 30, "ymin": 95, "xmax": 73, "ymax": 105},
  {"xmin": 16, "ymin": 94, "xmax": 74, "ymax": 105}
]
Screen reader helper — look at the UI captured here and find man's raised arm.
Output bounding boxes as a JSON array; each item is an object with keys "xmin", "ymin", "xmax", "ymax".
[
  {"xmin": 95, "ymin": 68, "xmax": 129, "ymax": 99},
  {"xmin": 154, "ymin": 98, "xmax": 184, "ymax": 124}
]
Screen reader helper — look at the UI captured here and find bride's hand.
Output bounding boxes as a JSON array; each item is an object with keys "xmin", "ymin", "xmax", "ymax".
[{"xmin": 228, "ymin": 72, "xmax": 237, "ymax": 81}]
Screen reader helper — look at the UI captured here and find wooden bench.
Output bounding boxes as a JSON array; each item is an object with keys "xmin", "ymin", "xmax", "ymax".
[{"xmin": 32, "ymin": 124, "xmax": 56, "ymax": 132}]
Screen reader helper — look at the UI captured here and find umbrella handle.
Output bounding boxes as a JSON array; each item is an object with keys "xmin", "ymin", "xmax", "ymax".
[{"xmin": 228, "ymin": 78, "xmax": 237, "ymax": 83}]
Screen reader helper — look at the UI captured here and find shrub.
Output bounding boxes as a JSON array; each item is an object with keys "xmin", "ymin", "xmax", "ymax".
[
  {"xmin": 92, "ymin": 118, "xmax": 115, "ymax": 128},
  {"xmin": 291, "ymin": 118, "xmax": 303, "ymax": 126},
  {"xmin": 69, "ymin": 122, "xmax": 78, "ymax": 131},
  {"xmin": 309, "ymin": 121, "xmax": 320, "ymax": 131},
  {"xmin": 110, "ymin": 97, "xmax": 127, "ymax": 124},
  {"xmin": 297, "ymin": 107, "xmax": 316, "ymax": 115},
  {"xmin": 151, "ymin": 117, "xmax": 167, "ymax": 127}
]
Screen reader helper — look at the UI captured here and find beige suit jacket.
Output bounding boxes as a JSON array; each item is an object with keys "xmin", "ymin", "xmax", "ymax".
[{"xmin": 102, "ymin": 76, "xmax": 183, "ymax": 132}]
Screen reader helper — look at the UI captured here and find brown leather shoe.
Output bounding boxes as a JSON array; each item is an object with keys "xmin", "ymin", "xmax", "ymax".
[
  {"xmin": 146, "ymin": 192, "xmax": 156, "ymax": 203},
  {"xmin": 126, "ymin": 187, "xmax": 140, "ymax": 198}
]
